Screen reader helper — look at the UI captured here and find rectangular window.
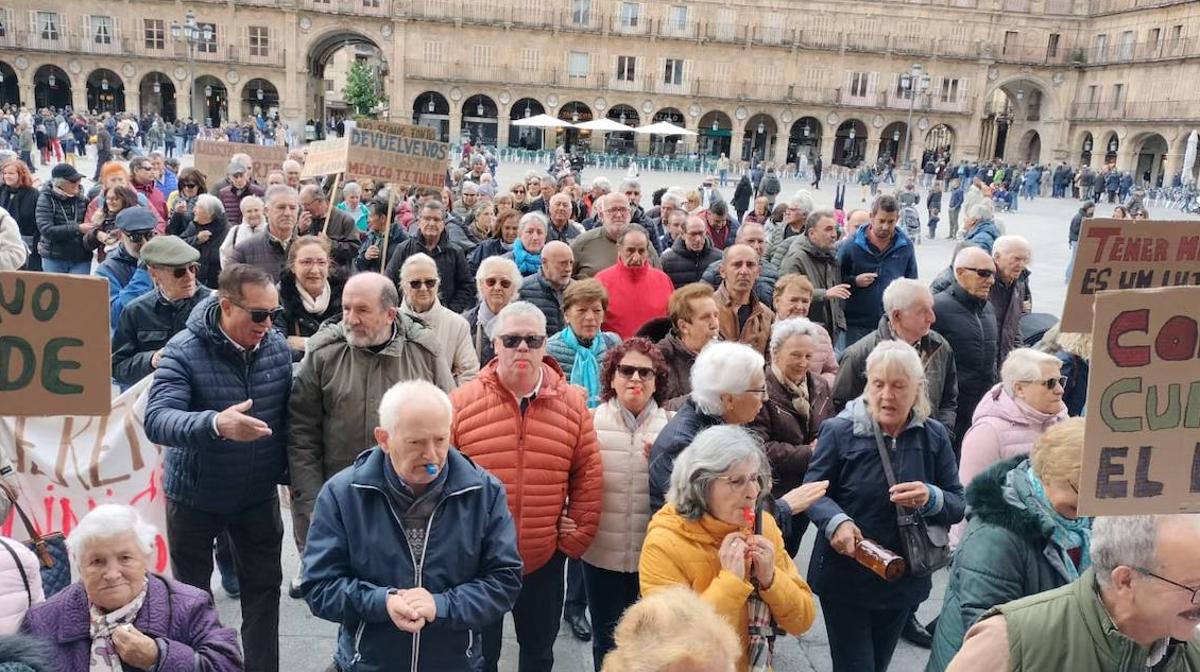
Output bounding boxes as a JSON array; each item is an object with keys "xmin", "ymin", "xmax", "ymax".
[
  {"xmin": 712, "ymin": 61, "xmax": 731, "ymax": 83},
  {"xmin": 1119, "ymin": 30, "xmax": 1135, "ymax": 60},
  {"xmin": 1002, "ymin": 30, "xmax": 1018, "ymax": 55},
  {"xmin": 36, "ymin": 11, "xmax": 58, "ymax": 40},
  {"xmin": 715, "ymin": 8, "xmax": 735, "ymax": 40},
  {"xmin": 197, "ymin": 22, "xmax": 216, "ymax": 53},
  {"xmin": 362, "ymin": 0, "xmax": 380, "ymax": 7},
  {"xmin": 520, "ymin": 48, "xmax": 539, "ymax": 71},
  {"xmin": 1088, "ymin": 84, "xmax": 1099, "ymax": 103},
  {"xmin": 1093, "ymin": 33, "xmax": 1107, "ymax": 62},
  {"xmin": 471, "ymin": 44, "xmax": 493, "ymax": 67},
  {"xmin": 91, "ymin": 16, "xmax": 113, "ymax": 44},
  {"xmin": 664, "ymin": 58, "xmax": 684, "ymax": 85},
  {"xmin": 571, "ymin": 0, "xmax": 591, "ymax": 25},
  {"xmin": 668, "ymin": 5, "xmax": 687, "ymax": 30},
  {"xmin": 1149, "ymin": 27, "xmax": 1161, "ymax": 50},
  {"xmin": 567, "ymin": 51, "xmax": 589, "ymax": 78},
  {"xmin": 616, "ymin": 55, "xmax": 636, "ymax": 81},
  {"xmin": 423, "ymin": 40, "xmax": 443, "ymax": 63},
  {"xmin": 1112, "ymin": 83, "xmax": 1124, "ymax": 110},
  {"xmin": 144, "ymin": 18, "xmax": 164, "ymax": 49},
  {"xmin": 1046, "ymin": 33, "xmax": 1060, "ymax": 58},
  {"xmin": 619, "ymin": 2, "xmax": 640, "ymax": 27},
  {"xmin": 248, "ymin": 26, "xmax": 269, "ymax": 57},
  {"xmin": 0, "ymin": 12, "xmax": 7, "ymax": 38},
  {"xmin": 850, "ymin": 72, "xmax": 868, "ymax": 97},
  {"xmin": 940, "ymin": 77, "xmax": 960, "ymax": 103}
]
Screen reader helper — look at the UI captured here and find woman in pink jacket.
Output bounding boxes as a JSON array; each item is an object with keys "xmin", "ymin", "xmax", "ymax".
[{"xmin": 0, "ymin": 534, "xmax": 42, "ymax": 634}]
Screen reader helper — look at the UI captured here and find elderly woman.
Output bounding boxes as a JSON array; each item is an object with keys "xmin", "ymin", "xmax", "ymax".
[
  {"xmin": 335, "ymin": 181, "xmax": 368, "ymax": 232},
  {"xmin": 546, "ymin": 279, "xmax": 622, "ymax": 409},
  {"xmin": 772, "ymin": 273, "xmax": 838, "ymax": 386},
  {"xmin": 805, "ymin": 340, "xmax": 965, "ymax": 672},
  {"xmin": 20, "ymin": 504, "xmax": 242, "ymax": 671},
  {"xmin": 583, "ymin": 337, "xmax": 672, "ymax": 669},
  {"xmin": 469, "ymin": 207, "xmax": 520, "ymax": 276},
  {"xmin": 400, "ymin": 252, "xmax": 479, "ymax": 385},
  {"xmin": 464, "ymin": 255, "xmax": 523, "ymax": 367},
  {"xmin": 927, "ymin": 418, "xmax": 1088, "ymax": 671},
  {"xmin": 219, "ymin": 194, "xmax": 267, "ymax": 267},
  {"xmin": 166, "ymin": 167, "xmax": 207, "ymax": 236},
  {"xmin": 181, "ymin": 193, "xmax": 229, "ymax": 289},
  {"xmin": 504, "ymin": 211, "xmax": 547, "ymax": 276},
  {"xmin": 451, "ymin": 203, "xmax": 494, "ymax": 256},
  {"xmin": 602, "ymin": 585, "xmax": 741, "ymax": 672},
  {"xmin": 83, "ymin": 185, "xmax": 140, "ymax": 260},
  {"xmin": 277, "ymin": 235, "xmax": 343, "ymax": 357},
  {"xmin": 640, "ymin": 425, "xmax": 817, "ymax": 672},
  {"xmin": 748, "ymin": 318, "xmax": 836, "ymax": 553},
  {"xmin": 741, "ymin": 196, "xmax": 771, "ymax": 226}
]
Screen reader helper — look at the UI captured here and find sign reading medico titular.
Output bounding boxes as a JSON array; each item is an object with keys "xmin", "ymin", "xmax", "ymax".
[{"xmin": 1078, "ymin": 286, "xmax": 1200, "ymax": 516}]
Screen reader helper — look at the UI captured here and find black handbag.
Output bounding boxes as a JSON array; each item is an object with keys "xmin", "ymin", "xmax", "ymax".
[
  {"xmin": 1, "ymin": 483, "xmax": 71, "ymax": 597},
  {"xmin": 872, "ymin": 422, "xmax": 951, "ymax": 578}
]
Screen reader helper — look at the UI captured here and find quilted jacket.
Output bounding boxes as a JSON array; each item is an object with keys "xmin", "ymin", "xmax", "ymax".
[
  {"xmin": 449, "ymin": 358, "xmax": 603, "ymax": 575},
  {"xmin": 144, "ymin": 294, "xmax": 292, "ymax": 514}
]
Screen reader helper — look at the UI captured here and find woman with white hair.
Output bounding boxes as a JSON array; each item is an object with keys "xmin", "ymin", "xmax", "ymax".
[
  {"xmin": 181, "ymin": 192, "xmax": 228, "ymax": 289},
  {"xmin": 219, "ymin": 194, "xmax": 266, "ymax": 268},
  {"xmin": 805, "ymin": 340, "xmax": 964, "ymax": 672},
  {"xmin": 463, "ymin": 255, "xmax": 523, "ymax": 367},
  {"xmin": 334, "ymin": 181, "xmax": 368, "ymax": 232},
  {"xmin": 640, "ymin": 425, "xmax": 817, "ymax": 672},
  {"xmin": 20, "ymin": 504, "xmax": 242, "ymax": 671},
  {"xmin": 503, "ymin": 211, "xmax": 547, "ymax": 276},
  {"xmin": 399, "ymin": 253, "xmax": 479, "ymax": 385}
]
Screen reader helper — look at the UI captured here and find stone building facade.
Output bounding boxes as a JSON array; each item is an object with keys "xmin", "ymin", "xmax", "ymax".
[{"xmin": 0, "ymin": 0, "xmax": 1196, "ymax": 184}]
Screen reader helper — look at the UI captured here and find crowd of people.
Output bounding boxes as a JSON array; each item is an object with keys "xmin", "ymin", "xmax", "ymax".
[{"xmin": 2, "ymin": 131, "xmax": 1199, "ymax": 672}]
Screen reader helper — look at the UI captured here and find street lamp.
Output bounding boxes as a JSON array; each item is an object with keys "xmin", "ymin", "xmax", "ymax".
[
  {"xmin": 757, "ymin": 121, "xmax": 765, "ymax": 134},
  {"xmin": 1084, "ymin": 139, "xmax": 1092, "ymax": 152},
  {"xmin": 803, "ymin": 121, "xmax": 810, "ymax": 138},
  {"xmin": 257, "ymin": 86, "xmax": 264, "ymax": 101},
  {"xmin": 48, "ymin": 74, "xmax": 55, "ymax": 87},
  {"xmin": 849, "ymin": 127, "xmax": 856, "ymax": 139},
  {"xmin": 205, "ymin": 85, "xmax": 212, "ymax": 98},
  {"xmin": 711, "ymin": 119, "xmax": 718, "ymax": 132},
  {"xmin": 101, "ymin": 77, "xmax": 109, "ymax": 91},
  {"xmin": 427, "ymin": 95, "xmax": 435, "ymax": 113},
  {"xmin": 171, "ymin": 11, "xmax": 212, "ymax": 123},
  {"xmin": 899, "ymin": 63, "xmax": 930, "ymax": 170},
  {"xmin": 476, "ymin": 101, "xmax": 484, "ymax": 117},
  {"xmin": 893, "ymin": 129, "xmax": 900, "ymax": 142}
]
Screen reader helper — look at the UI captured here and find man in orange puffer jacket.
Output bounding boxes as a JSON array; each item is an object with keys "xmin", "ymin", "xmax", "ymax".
[{"xmin": 450, "ymin": 301, "xmax": 603, "ymax": 672}]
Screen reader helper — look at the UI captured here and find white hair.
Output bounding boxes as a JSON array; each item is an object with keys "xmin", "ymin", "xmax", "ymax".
[
  {"xmin": 689, "ymin": 342, "xmax": 766, "ymax": 415},
  {"xmin": 342, "ymin": 182, "xmax": 362, "ymax": 197},
  {"xmin": 786, "ymin": 190, "xmax": 815, "ymax": 213},
  {"xmin": 967, "ymin": 200, "xmax": 995, "ymax": 222},
  {"xmin": 378, "ymin": 380, "xmax": 453, "ymax": 435},
  {"xmin": 475, "ymin": 255, "xmax": 523, "ymax": 289},
  {"xmin": 769, "ymin": 318, "xmax": 824, "ymax": 356},
  {"xmin": 519, "ymin": 211, "xmax": 549, "ymax": 234},
  {"xmin": 265, "ymin": 184, "xmax": 297, "ymax": 205},
  {"xmin": 667, "ymin": 425, "xmax": 771, "ymax": 521},
  {"xmin": 661, "ymin": 188, "xmax": 687, "ymax": 208},
  {"xmin": 865, "ymin": 340, "xmax": 931, "ymax": 420},
  {"xmin": 591, "ymin": 176, "xmax": 612, "ymax": 192},
  {"xmin": 993, "ymin": 234, "xmax": 1031, "ymax": 258},
  {"xmin": 195, "ymin": 193, "xmax": 225, "ymax": 217},
  {"xmin": 282, "ymin": 159, "xmax": 302, "ymax": 172},
  {"xmin": 1000, "ymin": 347, "xmax": 1062, "ymax": 395},
  {"xmin": 1092, "ymin": 515, "xmax": 1200, "ymax": 586},
  {"xmin": 882, "ymin": 278, "xmax": 933, "ymax": 315},
  {"xmin": 240, "ymin": 194, "xmax": 264, "ymax": 212},
  {"xmin": 400, "ymin": 252, "xmax": 438, "ymax": 280},
  {"xmin": 493, "ymin": 300, "xmax": 547, "ymax": 336},
  {"xmin": 66, "ymin": 504, "xmax": 157, "ymax": 560}
]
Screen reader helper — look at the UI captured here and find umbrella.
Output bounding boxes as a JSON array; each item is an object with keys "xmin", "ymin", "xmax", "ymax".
[
  {"xmin": 574, "ymin": 118, "xmax": 635, "ymax": 133},
  {"xmin": 511, "ymin": 113, "xmax": 576, "ymax": 129},
  {"xmin": 634, "ymin": 121, "xmax": 697, "ymax": 136},
  {"xmin": 1183, "ymin": 129, "xmax": 1198, "ymax": 186}
]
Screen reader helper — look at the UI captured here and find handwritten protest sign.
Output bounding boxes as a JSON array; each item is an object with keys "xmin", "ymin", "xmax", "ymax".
[
  {"xmin": 300, "ymin": 138, "xmax": 349, "ymax": 178},
  {"xmin": 1078, "ymin": 286, "xmax": 1200, "ymax": 516},
  {"xmin": 193, "ymin": 140, "xmax": 286, "ymax": 184},
  {"xmin": 356, "ymin": 119, "xmax": 436, "ymax": 139},
  {"xmin": 0, "ymin": 377, "xmax": 170, "ymax": 573},
  {"xmin": 0, "ymin": 272, "xmax": 110, "ymax": 416},
  {"xmin": 1061, "ymin": 219, "xmax": 1200, "ymax": 332},
  {"xmin": 345, "ymin": 127, "xmax": 450, "ymax": 188}
]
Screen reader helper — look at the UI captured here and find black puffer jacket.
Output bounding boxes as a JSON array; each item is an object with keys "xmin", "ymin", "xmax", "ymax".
[
  {"xmin": 660, "ymin": 237, "xmax": 723, "ymax": 288},
  {"xmin": 34, "ymin": 182, "xmax": 89, "ymax": 261},
  {"xmin": 933, "ymin": 282, "xmax": 999, "ymax": 448},
  {"xmin": 111, "ymin": 287, "xmax": 211, "ymax": 388},
  {"xmin": 518, "ymin": 272, "xmax": 566, "ymax": 336},
  {"xmin": 384, "ymin": 229, "xmax": 475, "ymax": 312},
  {"xmin": 276, "ymin": 272, "xmax": 345, "ymax": 341},
  {"xmin": 181, "ymin": 212, "xmax": 229, "ymax": 290}
]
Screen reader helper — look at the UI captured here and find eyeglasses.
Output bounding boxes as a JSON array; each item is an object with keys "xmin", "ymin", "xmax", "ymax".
[
  {"xmin": 296, "ymin": 258, "xmax": 329, "ymax": 268},
  {"xmin": 1136, "ymin": 568, "xmax": 1200, "ymax": 604},
  {"xmin": 126, "ymin": 231, "xmax": 155, "ymax": 243},
  {"xmin": 963, "ymin": 267, "xmax": 995, "ymax": 279},
  {"xmin": 742, "ymin": 386, "xmax": 768, "ymax": 399},
  {"xmin": 408, "ymin": 278, "xmax": 438, "ymax": 290},
  {"xmin": 1023, "ymin": 375, "xmax": 1067, "ymax": 391},
  {"xmin": 714, "ymin": 473, "xmax": 764, "ymax": 490},
  {"xmin": 498, "ymin": 334, "xmax": 546, "ymax": 349},
  {"xmin": 484, "ymin": 277, "xmax": 513, "ymax": 289},
  {"xmin": 164, "ymin": 263, "xmax": 199, "ymax": 279},
  {"xmin": 179, "ymin": 182, "xmax": 198, "ymax": 189},
  {"xmin": 230, "ymin": 300, "xmax": 285, "ymax": 324},
  {"xmin": 616, "ymin": 364, "xmax": 656, "ymax": 380}
]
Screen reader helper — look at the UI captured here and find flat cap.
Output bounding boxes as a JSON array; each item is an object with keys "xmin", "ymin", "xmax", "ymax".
[
  {"xmin": 140, "ymin": 235, "xmax": 199, "ymax": 267},
  {"xmin": 115, "ymin": 206, "xmax": 158, "ymax": 232}
]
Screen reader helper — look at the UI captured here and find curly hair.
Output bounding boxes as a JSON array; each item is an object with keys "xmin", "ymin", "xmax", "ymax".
[{"xmin": 599, "ymin": 337, "xmax": 670, "ymax": 406}]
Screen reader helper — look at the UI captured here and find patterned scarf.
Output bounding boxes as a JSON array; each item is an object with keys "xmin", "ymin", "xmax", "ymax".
[
  {"xmin": 1023, "ymin": 462, "xmax": 1091, "ymax": 579},
  {"xmin": 89, "ymin": 580, "xmax": 148, "ymax": 672},
  {"xmin": 747, "ymin": 589, "xmax": 776, "ymax": 672},
  {"xmin": 511, "ymin": 239, "xmax": 542, "ymax": 275},
  {"xmin": 560, "ymin": 327, "xmax": 604, "ymax": 409},
  {"xmin": 771, "ymin": 365, "xmax": 810, "ymax": 421}
]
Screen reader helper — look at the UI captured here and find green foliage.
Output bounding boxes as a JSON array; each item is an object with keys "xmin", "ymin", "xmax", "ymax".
[{"xmin": 343, "ymin": 60, "xmax": 385, "ymax": 116}]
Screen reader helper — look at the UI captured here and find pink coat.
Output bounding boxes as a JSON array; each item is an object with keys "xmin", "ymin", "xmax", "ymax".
[
  {"xmin": 0, "ymin": 536, "xmax": 43, "ymax": 634},
  {"xmin": 810, "ymin": 324, "xmax": 839, "ymax": 388}
]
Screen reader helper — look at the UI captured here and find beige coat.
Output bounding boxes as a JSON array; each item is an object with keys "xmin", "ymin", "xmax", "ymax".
[
  {"xmin": 401, "ymin": 298, "xmax": 480, "ymax": 385},
  {"xmin": 581, "ymin": 399, "xmax": 670, "ymax": 573}
]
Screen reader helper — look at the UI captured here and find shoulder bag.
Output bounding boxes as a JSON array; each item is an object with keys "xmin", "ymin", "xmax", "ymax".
[
  {"xmin": 872, "ymin": 421, "xmax": 951, "ymax": 578},
  {"xmin": 0, "ymin": 483, "xmax": 71, "ymax": 597}
]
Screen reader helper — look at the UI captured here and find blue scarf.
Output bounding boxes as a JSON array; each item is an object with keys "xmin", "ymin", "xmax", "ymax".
[
  {"xmin": 1024, "ymin": 461, "xmax": 1091, "ymax": 579},
  {"xmin": 512, "ymin": 239, "xmax": 542, "ymax": 275},
  {"xmin": 561, "ymin": 326, "xmax": 604, "ymax": 408}
]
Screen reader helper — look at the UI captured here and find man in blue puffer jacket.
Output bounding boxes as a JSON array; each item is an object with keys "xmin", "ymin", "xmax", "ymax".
[{"xmin": 144, "ymin": 262, "xmax": 292, "ymax": 672}]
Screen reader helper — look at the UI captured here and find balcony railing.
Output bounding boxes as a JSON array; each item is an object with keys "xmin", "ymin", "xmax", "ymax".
[
  {"xmin": 79, "ymin": 34, "xmax": 127, "ymax": 55},
  {"xmin": 1070, "ymin": 100, "xmax": 1197, "ymax": 121},
  {"xmin": 21, "ymin": 31, "xmax": 68, "ymax": 52},
  {"xmin": 301, "ymin": 0, "xmax": 391, "ymax": 15},
  {"xmin": 1085, "ymin": 37, "xmax": 1195, "ymax": 64}
]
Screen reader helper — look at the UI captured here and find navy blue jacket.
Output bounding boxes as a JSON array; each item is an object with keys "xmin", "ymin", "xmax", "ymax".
[
  {"xmin": 144, "ymin": 294, "xmax": 292, "ymax": 514},
  {"xmin": 805, "ymin": 399, "xmax": 964, "ymax": 610},
  {"xmin": 302, "ymin": 447, "xmax": 522, "ymax": 672},
  {"xmin": 837, "ymin": 226, "xmax": 918, "ymax": 331},
  {"xmin": 648, "ymin": 398, "xmax": 723, "ymax": 512}
]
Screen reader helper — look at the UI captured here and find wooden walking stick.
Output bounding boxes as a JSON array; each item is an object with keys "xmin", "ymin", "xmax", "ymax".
[
  {"xmin": 379, "ymin": 186, "xmax": 397, "ymax": 272},
  {"xmin": 321, "ymin": 172, "xmax": 343, "ymax": 236}
]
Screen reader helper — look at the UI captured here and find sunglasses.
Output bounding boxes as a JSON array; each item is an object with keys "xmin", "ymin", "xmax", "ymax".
[
  {"xmin": 127, "ymin": 231, "xmax": 154, "ymax": 243},
  {"xmin": 616, "ymin": 364, "xmax": 656, "ymax": 380},
  {"xmin": 161, "ymin": 263, "xmax": 199, "ymax": 278},
  {"xmin": 484, "ymin": 277, "xmax": 513, "ymax": 289},
  {"xmin": 180, "ymin": 182, "xmax": 198, "ymax": 188},
  {"xmin": 231, "ymin": 300, "xmax": 285, "ymax": 323},
  {"xmin": 408, "ymin": 278, "xmax": 438, "ymax": 290},
  {"xmin": 498, "ymin": 334, "xmax": 546, "ymax": 349},
  {"xmin": 963, "ymin": 267, "xmax": 995, "ymax": 279},
  {"xmin": 1025, "ymin": 375, "xmax": 1068, "ymax": 390}
]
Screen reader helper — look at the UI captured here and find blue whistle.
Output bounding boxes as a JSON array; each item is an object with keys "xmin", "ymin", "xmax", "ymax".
[{"xmin": 425, "ymin": 464, "xmax": 438, "ymax": 475}]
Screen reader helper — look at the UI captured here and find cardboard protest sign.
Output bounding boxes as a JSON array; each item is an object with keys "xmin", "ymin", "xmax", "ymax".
[
  {"xmin": 1078, "ymin": 286, "xmax": 1200, "ymax": 516},
  {"xmin": 193, "ymin": 140, "xmax": 286, "ymax": 184},
  {"xmin": 300, "ymin": 138, "xmax": 349, "ymax": 178},
  {"xmin": 0, "ymin": 272, "xmax": 110, "ymax": 416},
  {"xmin": 1061, "ymin": 219, "xmax": 1200, "ymax": 332},
  {"xmin": 356, "ymin": 119, "xmax": 436, "ymax": 139},
  {"xmin": 345, "ymin": 127, "xmax": 450, "ymax": 188},
  {"xmin": 0, "ymin": 377, "xmax": 170, "ymax": 573}
]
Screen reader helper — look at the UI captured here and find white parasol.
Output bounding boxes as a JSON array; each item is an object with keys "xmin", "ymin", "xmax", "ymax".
[
  {"xmin": 1183, "ymin": 129, "xmax": 1198, "ymax": 186},
  {"xmin": 511, "ymin": 114, "xmax": 577, "ymax": 129},
  {"xmin": 574, "ymin": 118, "xmax": 636, "ymax": 133},
  {"xmin": 634, "ymin": 121, "xmax": 697, "ymax": 136}
]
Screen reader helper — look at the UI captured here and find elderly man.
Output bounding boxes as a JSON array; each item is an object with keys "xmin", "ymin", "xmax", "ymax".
[
  {"xmin": 986, "ymin": 235, "xmax": 1033, "ymax": 369},
  {"xmin": 449, "ymin": 301, "xmax": 603, "ymax": 672},
  {"xmin": 217, "ymin": 160, "xmax": 265, "ymax": 227},
  {"xmin": 661, "ymin": 213, "xmax": 723, "ymax": 288},
  {"xmin": 209, "ymin": 152, "xmax": 255, "ymax": 195},
  {"xmin": 111, "ymin": 235, "xmax": 207, "ymax": 389},
  {"xmin": 355, "ymin": 199, "xmax": 408, "ymax": 273},
  {"xmin": 220, "ymin": 194, "xmax": 268, "ymax": 267},
  {"xmin": 767, "ymin": 190, "xmax": 815, "ymax": 266},
  {"xmin": 95, "ymin": 206, "xmax": 158, "ymax": 329},
  {"xmin": 595, "ymin": 224, "xmax": 674, "ymax": 340},
  {"xmin": 302, "ymin": 379, "xmax": 522, "ymax": 672},
  {"xmin": 144, "ymin": 263, "xmax": 292, "ymax": 672},
  {"xmin": 150, "ymin": 150, "xmax": 178, "ymax": 197},
  {"xmin": 714, "ymin": 243, "xmax": 774, "ymax": 353},
  {"xmin": 522, "ymin": 174, "xmax": 558, "ymax": 215},
  {"xmin": 620, "ymin": 178, "xmax": 645, "ymax": 225},
  {"xmin": 281, "ymin": 160, "xmax": 302, "ymax": 191},
  {"xmin": 838, "ymin": 194, "xmax": 919, "ymax": 347},
  {"xmin": 129, "ymin": 155, "xmax": 168, "ymax": 220},
  {"xmin": 546, "ymin": 192, "xmax": 583, "ymax": 244},
  {"xmin": 400, "ymin": 253, "xmax": 478, "ymax": 385},
  {"xmin": 837, "ymin": 208, "xmax": 871, "ymax": 253},
  {"xmin": 231, "ymin": 185, "xmax": 299, "ymax": 281},
  {"xmin": 949, "ymin": 514, "xmax": 1200, "ymax": 671},
  {"xmin": 297, "ymin": 183, "xmax": 360, "ymax": 270},
  {"xmin": 832, "ymin": 277, "xmax": 957, "ymax": 432},
  {"xmin": 934, "ymin": 246, "xmax": 999, "ymax": 456},
  {"xmin": 645, "ymin": 189, "xmax": 685, "ymax": 253},
  {"xmin": 957, "ymin": 201, "xmax": 1001, "ymax": 255},
  {"xmin": 582, "ymin": 176, "xmax": 610, "ymax": 219},
  {"xmin": 780, "ymin": 209, "xmax": 852, "ymax": 343},
  {"xmin": 519, "ymin": 240, "xmax": 573, "ymax": 336},
  {"xmin": 453, "ymin": 181, "xmax": 480, "ymax": 219},
  {"xmin": 700, "ymin": 220, "xmax": 779, "ymax": 308},
  {"xmin": 288, "ymin": 272, "xmax": 454, "ymax": 598},
  {"xmin": 384, "ymin": 200, "xmax": 474, "ymax": 312},
  {"xmin": 571, "ymin": 193, "xmax": 661, "ymax": 279},
  {"xmin": 658, "ymin": 282, "xmax": 721, "ymax": 401}
]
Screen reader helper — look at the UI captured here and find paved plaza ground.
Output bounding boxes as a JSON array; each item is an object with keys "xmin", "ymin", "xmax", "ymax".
[{"xmin": 34, "ymin": 152, "xmax": 1200, "ymax": 671}]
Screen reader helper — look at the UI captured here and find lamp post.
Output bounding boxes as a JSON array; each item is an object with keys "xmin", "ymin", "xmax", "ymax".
[
  {"xmin": 171, "ymin": 11, "xmax": 212, "ymax": 125},
  {"xmin": 899, "ymin": 63, "xmax": 930, "ymax": 170}
]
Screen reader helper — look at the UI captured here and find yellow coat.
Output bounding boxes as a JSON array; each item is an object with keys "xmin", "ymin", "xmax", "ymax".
[{"xmin": 638, "ymin": 504, "xmax": 817, "ymax": 672}]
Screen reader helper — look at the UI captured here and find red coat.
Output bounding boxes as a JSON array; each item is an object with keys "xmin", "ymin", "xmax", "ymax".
[
  {"xmin": 133, "ymin": 180, "xmax": 168, "ymax": 223},
  {"xmin": 595, "ymin": 259, "xmax": 674, "ymax": 340},
  {"xmin": 450, "ymin": 358, "xmax": 603, "ymax": 574}
]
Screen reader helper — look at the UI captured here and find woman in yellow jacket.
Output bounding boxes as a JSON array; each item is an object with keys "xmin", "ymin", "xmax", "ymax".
[{"xmin": 639, "ymin": 424, "xmax": 818, "ymax": 672}]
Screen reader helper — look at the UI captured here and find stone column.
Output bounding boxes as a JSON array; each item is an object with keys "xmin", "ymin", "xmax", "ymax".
[
  {"xmin": 123, "ymin": 87, "xmax": 137, "ymax": 115},
  {"xmin": 449, "ymin": 105, "xmax": 462, "ymax": 145},
  {"xmin": 731, "ymin": 118, "xmax": 748, "ymax": 169},
  {"xmin": 497, "ymin": 107, "xmax": 510, "ymax": 148},
  {"xmin": 18, "ymin": 81, "xmax": 34, "ymax": 109},
  {"xmin": 1162, "ymin": 151, "xmax": 1182, "ymax": 187},
  {"xmin": 71, "ymin": 81, "xmax": 87, "ymax": 114},
  {"xmin": 772, "ymin": 124, "xmax": 789, "ymax": 169}
]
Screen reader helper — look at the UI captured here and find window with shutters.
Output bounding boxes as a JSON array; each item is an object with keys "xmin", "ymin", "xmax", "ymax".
[
  {"xmin": 36, "ymin": 11, "xmax": 58, "ymax": 40},
  {"xmin": 91, "ymin": 16, "xmax": 113, "ymax": 44},
  {"xmin": 567, "ymin": 51, "xmax": 589, "ymax": 78},
  {"xmin": 144, "ymin": 18, "xmax": 164, "ymax": 49},
  {"xmin": 619, "ymin": 2, "xmax": 640, "ymax": 27},
  {"xmin": 1092, "ymin": 33, "xmax": 1107, "ymax": 62},
  {"xmin": 616, "ymin": 55, "xmax": 636, "ymax": 82},
  {"xmin": 248, "ymin": 26, "xmax": 269, "ymax": 56},
  {"xmin": 0, "ymin": 11, "xmax": 6, "ymax": 38},
  {"xmin": 667, "ymin": 5, "xmax": 687, "ymax": 31},
  {"xmin": 1118, "ymin": 30, "xmax": 1134, "ymax": 60},
  {"xmin": 521, "ymin": 48, "xmax": 539, "ymax": 71},
  {"xmin": 940, "ymin": 78, "xmax": 961, "ymax": 103},
  {"xmin": 1002, "ymin": 30, "xmax": 1018, "ymax": 55},
  {"xmin": 571, "ymin": 0, "xmax": 590, "ymax": 25},
  {"xmin": 712, "ymin": 61, "xmax": 731, "ymax": 83},
  {"xmin": 715, "ymin": 8, "xmax": 735, "ymax": 40},
  {"xmin": 471, "ymin": 44, "xmax": 493, "ymax": 67},
  {"xmin": 424, "ymin": 40, "xmax": 444, "ymax": 63},
  {"xmin": 850, "ymin": 72, "xmax": 869, "ymax": 97},
  {"xmin": 197, "ymin": 22, "xmax": 216, "ymax": 53},
  {"xmin": 757, "ymin": 63, "xmax": 779, "ymax": 86},
  {"xmin": 1111, "ymin": 83, "xmax": 1124, "ymax": 111},
  {"xmin": 362, "ymin": 0, "xmax": 380, "ymax": 7},
  {"xmin": 1046, "ymin": 33, "xmax": 1060, "ymax": 58},
  {"xmin": 760, "ymin": 12, "xmax": 783, "ymax": 44},
  {"xmin": 664, "ymin": 58, "xmax": 684, "ymax": 85}
]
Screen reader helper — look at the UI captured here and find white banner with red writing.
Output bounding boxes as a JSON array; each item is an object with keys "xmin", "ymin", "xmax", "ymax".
[{"xmin": 0, "ymin": 377, "xmax": 170, "ymax": 575}]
